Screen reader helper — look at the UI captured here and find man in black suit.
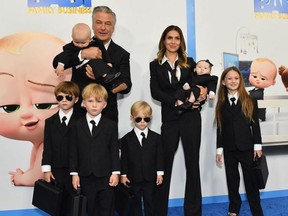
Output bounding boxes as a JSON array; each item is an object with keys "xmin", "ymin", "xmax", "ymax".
[
  {"xmin": 70, "ymin": 83, "xmax": 120, "ymax": 216},
  {"xmin": 120, "ymin": 101, "xmax": 164, "ymax": 216},
  {"xmin": 42, "ymin": 81, "xmax": 80, "ymax": 216},
  {"xmin": 80, "ymin": 6, "xmax": 132, "ymax": 123}
]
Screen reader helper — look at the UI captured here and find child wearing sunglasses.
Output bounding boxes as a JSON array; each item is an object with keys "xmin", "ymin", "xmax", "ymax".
[
  {"xmin": 42, "ymin": 81, "xmax": 80, "ymax": 215},
  {"xmin": 120, "ymin": 100, "xmax": 164, "ymax": 216}
]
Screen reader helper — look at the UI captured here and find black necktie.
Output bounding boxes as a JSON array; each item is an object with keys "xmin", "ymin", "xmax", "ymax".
[
  {"xmin": 230, "ymin": 97, "xmax": 236, "ymax": 110},
  {"xmin": 163, "ymin": 61, "xmax": 179, "ymax": 88},
  {"xmin": 61, "ymin": 116, "xmax": 67, "ymax": 127},
  {"xmin": 141, "ymin": 132, "xmax": 146, "ymax": 147},
  {"xmin": 90, "ymin": 120, "xmax": 96, "ymax": 136}
]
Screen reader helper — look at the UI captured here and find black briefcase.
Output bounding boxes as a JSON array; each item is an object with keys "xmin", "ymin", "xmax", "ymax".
[
  {"xmin": 115, "ymin": 184, "xmax": 135, "ymax": 216},
  {"xmin": 32, "ymin": 179, "xmax": 63, "ymax": 216},
  {"xmin": 253, "ymin": 154, "xmax": 269, "ymax": 189},
  {"xmin": 71, "ymin": 188, "xmax": 87, "ymax": 216}
]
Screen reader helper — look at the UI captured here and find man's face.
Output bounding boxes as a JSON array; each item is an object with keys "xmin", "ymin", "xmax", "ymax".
[
  {"xmin": 92, "ymin": 11, "xmax": 115, "ymax": 44},
  {"xmin": 249, "ymin": 61, "xmax": 276, "ymax": 89}
]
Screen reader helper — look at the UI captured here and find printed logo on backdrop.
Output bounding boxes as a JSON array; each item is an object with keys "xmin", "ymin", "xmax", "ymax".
[
  {"xmin": 27, "ymin": 0, "xmax": 92, "ymax": 14},
  {"xmin": 254, "ymin": 0, "xmax": 288, "ymax": 19}
]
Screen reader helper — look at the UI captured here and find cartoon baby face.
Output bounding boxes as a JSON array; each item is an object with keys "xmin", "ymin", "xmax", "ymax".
[
  {"xmin": 249, "ymin": 58, "xmax": 277, "ymax": 89},
  {"xmin": 0, "ymin": 32, "xmax": 71, "ymax": 144}
]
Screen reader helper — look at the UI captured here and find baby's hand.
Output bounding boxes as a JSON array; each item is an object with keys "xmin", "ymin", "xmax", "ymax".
[
  {"xmin": 55, "ymin": 64, "xmax": 65, "ymax": 77},
  {"xmin": 9, "ymin": 168, "xmax": 24, "ymax": 185},
  {"xmin": 209, "ymin": 94, "xmax": 215, "ymax": 100},
  {"xmin": 183, "ymin": 83, "xmax": 191, "ymax": 90}
]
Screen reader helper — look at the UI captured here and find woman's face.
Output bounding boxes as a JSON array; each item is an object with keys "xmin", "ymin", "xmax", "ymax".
[{"xmin": 164, "ymin": 30, "xmax": 181, "ymax": 54}]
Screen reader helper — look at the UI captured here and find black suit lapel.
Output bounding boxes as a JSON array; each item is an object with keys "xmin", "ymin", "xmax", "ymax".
[{"xmin": 79, "ymin": 118, "xmax": 92, "ymax": 137}]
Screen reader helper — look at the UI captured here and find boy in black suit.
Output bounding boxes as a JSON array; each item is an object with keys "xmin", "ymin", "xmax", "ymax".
[
  {"xmin": 120, "ymin": 100, "xmax": 164, "ymax": 216},
  {"xmin": 42, "ymin": 81, "xmax": 80, "ymax": 215},
  {"xmin": 70, "ymin": 83, "xmax": 120, "ymax": 216}
]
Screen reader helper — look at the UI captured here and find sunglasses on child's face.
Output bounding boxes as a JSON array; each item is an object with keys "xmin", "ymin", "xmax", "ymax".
[
  {"xmin": 134, "ymin": 117, "xmax": 151, "ymax": 123},
  {"xmin": 56, "ymin": 95, "xmax": 73, "ymax": 102}
]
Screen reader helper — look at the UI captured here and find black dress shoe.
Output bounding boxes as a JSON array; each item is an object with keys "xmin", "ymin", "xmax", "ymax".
[
  {"xmin": 103, "ymin": 71, "xmax": 121, "ymax": 84},
  {"xmin": 180, "ymin": 101, "xmax": 193, "ymax": 110}
]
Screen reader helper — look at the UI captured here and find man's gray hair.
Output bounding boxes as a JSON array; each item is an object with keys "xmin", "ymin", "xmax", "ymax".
[{"xmin": 92, "ymin": 6, "xmax": 116, "ymax": 25}]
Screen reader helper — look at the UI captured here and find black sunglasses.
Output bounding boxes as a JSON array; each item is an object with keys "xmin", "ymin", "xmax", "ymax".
[
  {"xmin": 56, "ymin": 95, "xmax": 73, "ymax": 102},
  {"xmin": 134, "ymin": 117, "xmax": 151, "ymax": 123}
]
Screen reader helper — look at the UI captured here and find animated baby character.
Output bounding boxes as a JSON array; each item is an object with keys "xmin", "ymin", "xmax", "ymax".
[
  {"xmin": 0, "ymin": 32, "xmax": 71, "ymax": 186},
  {"xmin": 249, "ymin": 57, "xmax": 277, "ymax": 121},
  {"xmin": 278, "ymin": 65, "xmax": 288, "ymax": 91}
]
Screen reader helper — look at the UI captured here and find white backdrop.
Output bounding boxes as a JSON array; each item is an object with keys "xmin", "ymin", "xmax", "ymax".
[{"xmin": 1, "ymin": 0, "xmax": 288, "ymax": 212}]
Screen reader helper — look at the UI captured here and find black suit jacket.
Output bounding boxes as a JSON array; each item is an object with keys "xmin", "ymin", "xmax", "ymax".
[
  {"xmin": 216, "ymin": 97, "xmax": 262, "ymax": 152},
  {"xmin": 101, "ymin": 40, "xmax": 132, "ymax": 123},
  {"xmin": 120, "ymin": 129, "xmax": 163, "ymax": 183},
  {"xmin": 42, "ymin": 111, "xmax": 79, "ymax": 168},
  {"xmin": 150, "ymin": 57, "xmax": 196, "ymax": 122},
  {"xmin": 70, "ymin": 115, "xmax": 120, "ymax": 177}
]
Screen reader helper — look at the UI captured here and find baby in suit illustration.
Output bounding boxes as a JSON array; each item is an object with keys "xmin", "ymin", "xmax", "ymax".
[
  {"xmin": 120, "ymin": 100, "xmax": 164, "ymax": 216},
  {"xmin": 248, "ymin": 57, "xmax": 277, "ymax": 121},
  {"xmin": 0, "ymin": 32, "xmax": 71, "ymax": 186}
]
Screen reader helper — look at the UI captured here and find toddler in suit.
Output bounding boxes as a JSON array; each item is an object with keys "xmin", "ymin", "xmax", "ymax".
[
  {"xmin": 70, "ymin": 83, "xmax": 120, "ymax": 216},
  {"xmin": 42, "ymin": 81, "xmax": 80, "ymax": 215},
  {"xmin": 120, "ymin": 100, "xmax": 164, "ymax": 216}
]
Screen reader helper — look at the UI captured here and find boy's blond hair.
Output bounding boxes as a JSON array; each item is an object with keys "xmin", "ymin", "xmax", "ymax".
[
  {"xmin": 82, "ymin": 83, "xmax": 108, "ymax": 101},
  {"xmin": 131, "ymin": 100, "xmax": 152, "ymax": 117}
]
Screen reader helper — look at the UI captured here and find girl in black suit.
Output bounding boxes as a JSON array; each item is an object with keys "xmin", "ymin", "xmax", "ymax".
[
  {"xmin": 215, "ymin": 66, "xmax": 264, "ymax": 216},
  {"xmin": 150, "ymin": 25, "xmax": 206, "ymax": 216}
]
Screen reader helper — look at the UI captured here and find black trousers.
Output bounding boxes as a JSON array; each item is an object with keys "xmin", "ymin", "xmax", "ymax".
[{"xmin": 156, "ymin": 110, "xmax": 202, "ymax": 216}]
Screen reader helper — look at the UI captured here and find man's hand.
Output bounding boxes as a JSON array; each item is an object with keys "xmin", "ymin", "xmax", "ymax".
[
  {"xmin": 85, "ymin": 64, "xmax": 96, "ymax": 80},
  {"xmin": 81, "ymin": 47, "xmax": 102, "ymax": 60}
]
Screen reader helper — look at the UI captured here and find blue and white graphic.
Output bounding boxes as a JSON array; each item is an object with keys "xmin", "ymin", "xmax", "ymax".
[{"xmin": 28, "ymin": 0, "xmax": 91, "ymax": 7}]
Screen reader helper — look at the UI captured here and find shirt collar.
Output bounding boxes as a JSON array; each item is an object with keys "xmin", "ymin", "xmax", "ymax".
[
  {"xmin": 161, "ymin": 55, "xmax": 179, "ymax": 66},
  {"xmin": 104, "ymin": 39, "xmax": 112, "ymax": 50},
  {"xmin": 59, "ymin": 109, "xmax": 73, "ymax": 123},
  {"xmin": 134, "ymin": 127, "xmax": 148, "ymax": 138},
  {"xmin": 86, "ymin": 113, "xmax": 102, "ymax": 126},
  {"xmin": 228, "ymin": 92, "xmax": 239, "ymax": 103}
]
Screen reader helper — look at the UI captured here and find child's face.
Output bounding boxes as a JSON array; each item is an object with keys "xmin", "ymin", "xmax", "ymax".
[
  {"xmin": 72, "ymin": 31, "xmax": 91, "ymax": 48},
  {"xmin": 0, "ymin": 36, "xmax": 68, "ymax": 144},
  {"xmin": 56, "ymin": 92, "xmax": 78, "ymax": 113},
  {"xmin": 195, "ymin": 61, "xmax": 211, "ymax": 75},
  {"xmin": 83, "ymin": 96, "xmax": 107, "ymax": 118},
  {"xmin": 131, "ymin": 110, "xmax": 151, "ymax": 131},
  {"xmin": 222, "ymin": 70, "xmax": 240, "ymax": 93},
  {"xmin": 249, "ymin": 60, "xmax": 276, "ymax": 89}
]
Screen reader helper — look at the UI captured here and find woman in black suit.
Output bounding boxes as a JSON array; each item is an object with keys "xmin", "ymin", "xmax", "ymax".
[
  {"xmin": 150, "ymin": 25, "xmax": 205, "ymax": 216},
  {"xmin": 215, "ymin": 66, "xmax": 264, "ymax": 216}
]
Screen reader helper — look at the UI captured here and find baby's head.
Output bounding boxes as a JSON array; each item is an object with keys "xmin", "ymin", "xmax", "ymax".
[
  {"xmin": 249, "ymin": 57, "xmax": 277, "ymax": 89},
  {"xmin": 72, "ymin": 23, "xmax": 92, "ymax": 48},
  {"xmin": 195, "ymin": 59, "xmax": 213, "ymax": 75}
]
